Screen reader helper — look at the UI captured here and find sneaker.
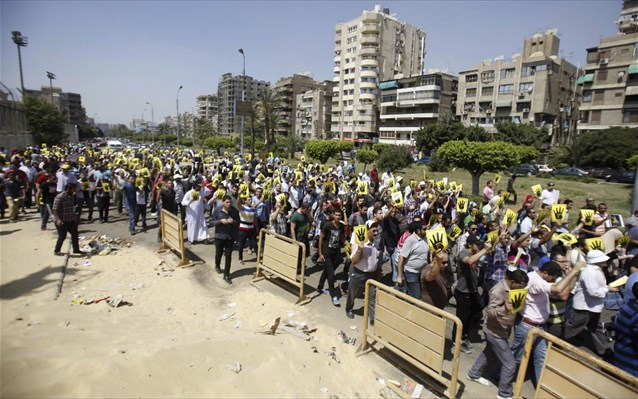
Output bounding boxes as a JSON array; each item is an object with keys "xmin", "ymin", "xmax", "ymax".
[
  {"xmin": 496, "ymin": 395, "xmax": 513, "ymax": 399},
  {"xmin": 215, "ymin": 266, "xmax": 222, "ymax": 274},
  {"xmin": 346, "ymin": 310, "xmax": 355, "ymax": 319},
  {"xmin": 464, "ymin": 339, "xmax": 473, "ymax": 349},
  {"xmin": 454, "ymin": 341, "xmax": 473, "ymax": 354},
  {"xmin": 467, "ymin": 375, "xmax": 491, "ymax": 387},
  {"xmin": 332, "ymin": 296, "xmax": 340, "ymax": 307},
  {"xmin": 223, "ymin": 275, "xmax": 232, "ymax": 285},
  {"xmin": 54, "ymin": 251, "xmax": 64, "ymax": 256}
]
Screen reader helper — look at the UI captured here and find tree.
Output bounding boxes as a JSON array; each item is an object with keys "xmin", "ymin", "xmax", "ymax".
[
  {"xmin": 334, "ymin": 141, "xmax": 354, "ymax": 158},
  {"xmin": 286, "ymin": 133, "xmax": 306, "ymax": 159},
  {"xmin": 377, "ymin": 145, "xmax": 413, "ymax": 172},
  {"xmin": 305, "ymin": 140, "xmax": 338, "ymax": 164},
  {"xmin": 415, "ymin": 122, "xmax": 489, "ymax": 155},
  {"xmin": 111, "ymin": 124, "xmax": 133, "ymax": 139},
  {"xmin": 627, "ymin": 153, "xmax": 638, "ymax": 170},
  {"xmin": 255, "ymin": 88, "xmax": 282, "ymax": 149},
  {"xmin": 572, "ymin": 127, "xmax": 638, "ymax": 169},
  {"xmin": 437, "ymin": 140, "xmax": 539, "ymax": 195},
  {"xmin": 204, "ymin": 137, "xmax": 234, "ymax": 154},
  {"xmin": 20, "ymin": 96, "xmax": 67, "ymax": 145},
  {"xmin": 372, "ymin": 143, "xmax": 391, "ymax": 153},
  {"xmin": 494, "ymin": 122, "xmax": 548, "ymax": 149},
  {"xmin": 195, "ymin": 117, "xmax": 216, "ymax": 145},
  {"xmin": 356, "ymin": 149, "xmax": 378, "ymax": 172}
]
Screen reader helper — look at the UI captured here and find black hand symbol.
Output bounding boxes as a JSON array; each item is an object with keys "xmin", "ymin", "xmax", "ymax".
[
  {"xmin": 511, "ymin": 293, "xmax": 524, "ymax": 311},
  {"xmin": 458, "ymin": 199, "xmax": 466, "ymax": 209},
  {"xmin": 585, "ymin": 214, "xmax": 592, "ymax": 224},
  {"xmin": 503, "ymin": 192, "xmax": 510, "ymax": 201},
  {"xmin": 553, "ymin": 209, "xmax": 564, "ymax": 221},
  {"xmin": 591, "ymin": 241, "xmax": 603, "ymax": 251},
  {"xmin": 507, "ymin": 214, "xmax": 515, "ymax": 225},
  {"xmin": 356, "ymin": 229, "xmax": 366, "ymax": 242},
  {"xmin": 394, "ymin": 197, "xmax": 401, "ymax": 205},
  {"xmin": 430, "ymin": 232, "xmax": 445, "ymax": 251}
]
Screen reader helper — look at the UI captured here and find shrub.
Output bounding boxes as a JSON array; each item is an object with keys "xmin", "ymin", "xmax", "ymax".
[
  {"xmin": 428, "ymin": 150, "xmax": 449, "ymax": 172},
  {"xmin": 373, "ymin": 143, "xmax": 391, "ymax": 153},
  {"xmin": 377, "ymin": 145, "xmax": 412, "ymax": 172},
  {"xmin": 356, "ymin": 149, "xmax": 378, "ymax": 171},
  {"xmin": 305, "ymin": 140, "xmax": 337, "ymax": 164},
  {"xmin": 204, "ymin": 137, "xmax": 234, "ymax": 154}
]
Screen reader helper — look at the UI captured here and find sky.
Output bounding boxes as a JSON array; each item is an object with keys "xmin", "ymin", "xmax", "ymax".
[{"xmin": 1, "ymin": 1, "xmax": 622, "ymax": 126}]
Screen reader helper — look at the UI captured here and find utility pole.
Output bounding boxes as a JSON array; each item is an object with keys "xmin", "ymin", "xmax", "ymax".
[
  {"xmin": 46, "ymin": 71, "xmax": 56, "ymax": 106},
  {"xmin": 239, "ymin": 48, "xmax": 246, "ymax": 157},
  {"xmin": 146, "ymin": 102, "xmax": 154, "ymax": 145},
  {"xmin": 12, "ymin": 31, "xmax": 28, "ymax": 97},
  {"xmin": 176, "ymin": 85, "xmax": 183, "ymax": 146}
]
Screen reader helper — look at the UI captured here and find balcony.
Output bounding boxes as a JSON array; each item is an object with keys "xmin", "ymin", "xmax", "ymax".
[
  {"xmin": 361, "ymin": 23, "xmax": 379, "ymax": 33},
  {"xmin": 360, "ymin": 47, "xmax": 379, "ymax": 56},
  {"xmin": 360, "ymin": 69, "xmax": 378, "ymax": 78},
  {"xmin": 362, "ymin": 13, "xmax": 380, "ymax": 23},
  {"xmin": 380, "ymin": 113, "xmax": 439, "ymax": 120},
  {"xmin": 360, "ymin": 81, "xmax": 377, "ymax": 89},
  {"xmin": 361, "ymin": 34, "xmax": 379, "ymax": 45},
  {"xmin": 359, "ymin": 92, "xmax": 377, "ymax": 101},
  {"xmin": 361, "ymin": 58, "xmax": 378, "ymax": 67}
]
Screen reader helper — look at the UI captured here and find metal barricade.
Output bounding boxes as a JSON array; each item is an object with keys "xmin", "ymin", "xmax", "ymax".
[{"xmin": 356, "ymin": 279, "xmax": 463, "ymax": 398}]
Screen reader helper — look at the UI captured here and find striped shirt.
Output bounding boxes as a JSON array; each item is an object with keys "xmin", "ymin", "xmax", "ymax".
[
  {"xmin": 613, "ymin": 299, "xmax": 638, "ymax": 376},
  {"xmin": 239, "ymin": 205, "xmax": 256, "ymax": 231}
]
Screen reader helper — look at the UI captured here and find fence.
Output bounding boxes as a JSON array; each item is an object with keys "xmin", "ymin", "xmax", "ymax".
[
  {"xmin": 356, "ymin": 279, "xmax": 463, "ymax": 399},
  {"xmin": 158, "ymin": 209, "xmax": 192, "ymax": 267},
  {"xmin": 251, "ymin": 229, "xmax": 310, "ymax": 305}
]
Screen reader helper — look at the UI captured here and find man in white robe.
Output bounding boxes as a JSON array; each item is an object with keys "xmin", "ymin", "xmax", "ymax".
[{"xmin": 181, "ymin": 182, "xmax": 211, "ymax": 244}]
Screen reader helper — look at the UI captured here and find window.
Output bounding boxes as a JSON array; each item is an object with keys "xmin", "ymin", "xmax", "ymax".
[
  {"xmin": 590, "ymin": 110, "xmax": 602, "ymax": 122},
  {"xmin": 481, "ymin": 70, "xmax": 495, "ymax": 82},
  {"xmin": 597, "ymin": 70, "xmax": 608, "ymax": 82},
  {"xmin": 594, "ymin": 90, "xmax": 604, "ymax": 104},
  {"xmin": 536, "ymin": 64, "xmax": 547, "ymax": 72},
  {"xmin": 498, "ymin": 84, "xmax": 514, "ymax": 94},
  {"xmin": 579, "ymin": 111, "xmax": 589, "ymax": 123},
  {"xmin": 587, "ymin": 50, "xmax": 598, "ymax": 64},
  {"xmin": 519, "ymin": 82, "xmax": 533, "ymax": 93},
  {"xmin": 466, "ymin": 74, "xmax": 478, "ymax": 83},
  {"xmin": 516, "ymin": 102, "xmax": 531, "ymax": 112},
  {"xmin": 598, "ymin": 50, "xmax": 610, "ymax": 61},
  {"xmin": 481, "ymin": 86, "xmax": 494, "ymax": 96},
  {"xmin": 500, "ymin": 68, "xmax": 515, "ymax": 79},
  {"xmin": 347, "ymin": 25, "xmax": 358, "ymax": 33},
  {"xmin": 521, "ymin": 66, "xmax": 535, "ymax": 77},
  {"xmin": 466, "ymin": 88, "xmax": 477, "ymax": 97},
  {"xmin": 623, "ymin": 110, "xmax": 638, "ymax": 123},
  {"xmin": 582, "ymin": 90, "xmax": 592, "ymax": 102}
]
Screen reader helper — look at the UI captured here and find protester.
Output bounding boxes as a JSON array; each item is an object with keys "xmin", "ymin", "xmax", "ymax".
[{"xmin": 52, "ymin": 183, "xmax": 81, "ymax": 255}]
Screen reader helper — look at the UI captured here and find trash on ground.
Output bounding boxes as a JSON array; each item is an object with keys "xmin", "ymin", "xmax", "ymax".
[
  {"xmin": 219, "ymin": 312, "xmax": 236, "ymax": 321},
  {"xmin": 230, "ymin": 362, "xmax": 242, "ymax": 373},
  {"xmin": 107, "ymin": 294, "xmax": 132, "ymax": 308},
  {"xmin": 339, "ymin": 330, "xmax": 356, "ymax": 345},
  {"xmin": 320, "ymin": 387, "xmax": 329, "ymax": 393},
  {"xmin": 234, "ymin": 321, "xmax": 241, "ymax": 329},
  {"xmin": 130, "ymin": 282, "xmax": 144, "ymax": 290},
  {"xmin": 328, "ymin": 347, "xmax": 340, "ymax": 364},
  {"xmin": 257, "ymin": 317, "xmax": 281, "ymax": 335}
]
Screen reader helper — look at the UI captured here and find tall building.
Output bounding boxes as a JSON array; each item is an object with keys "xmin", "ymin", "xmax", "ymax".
[
  {"xmin": 456, "ymin": 29, "xmax": 578, "ymax": 143},
  {"xmin": 331, "ymin": 5, "xmax": 425, "ymax": 144},
  {"xmin": 196, "ymin": 94, "xmax": 218, "ymax": 121},
  {"xmin": 274, "ymin": 74, "xmax": 324, "ymax": 136},
  {"xmin": 379, "ymin": 72, "xmax": 458, "ymax": 146},
  {"xmin": 294, "ymin": 80, "xmax": 335, "ymax": 140},
  {"xmin": 25, "ymin": 86, "xmax": 85, "ymax": 126},
  {"xmin": 217, "ymin": 73, "xmax": 270, "ymax": 135},
  {"xmin": 578, "ymin": 0, "xmax": 638, "ymax": 133}
]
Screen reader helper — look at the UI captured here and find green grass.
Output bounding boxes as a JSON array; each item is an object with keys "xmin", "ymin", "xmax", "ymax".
[{"xmin": 308, "ymin": 158, "xmax": 634, "ymax": 217}]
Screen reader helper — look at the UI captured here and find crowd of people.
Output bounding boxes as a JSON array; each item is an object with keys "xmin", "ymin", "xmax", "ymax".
[{"xmin": 1, "ymin": 143, "xmax": 637, "ymax": 396}]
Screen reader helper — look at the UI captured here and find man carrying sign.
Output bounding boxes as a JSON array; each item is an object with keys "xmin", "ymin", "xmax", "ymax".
[
  {"xmin": 345, "ymin": 220, "xmax": 380, "ymax": 320},
  {"xmin": 396, "ymin": 221, "xmax": 430, "ymax": 299}
]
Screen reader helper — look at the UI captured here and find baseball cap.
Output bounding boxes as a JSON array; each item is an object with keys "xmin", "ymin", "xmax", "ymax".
[{"xmin": 366, "ymin": 220, "xmax": 378, "ymax": 230}]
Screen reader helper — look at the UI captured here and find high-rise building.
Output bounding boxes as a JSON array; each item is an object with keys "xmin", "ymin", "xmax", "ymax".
[
  {"xmin": 379, "ymin": 72, "xmax": 458, "ymax": 146},
  {"xmin": 196, "ymin": 94, "xmax": 218, "ymax": 121},
  {"xmin": 274, "ymin": 74, "xmax": 325, "ymax": 136},
  {"xmin": 578, "ymin": 0, "xmax": 638, "ymax": 133},
  {"xmin": 294, "ymin": 80, "xmax": 335, "ymax": 140},
  {"xmin": 456, "ymin": 29, "xmax": 578, "ymax": 143},
  {"xmin": 25, "ymin": 86, "xmax": 85, "ymax": 126},
  {"xmin": 217, "ymin": 73, "xmax": 270, "ymax": 135},
  {"xmin": 331, "ymin": 5, "xmax": 425, "ymax": 144}
]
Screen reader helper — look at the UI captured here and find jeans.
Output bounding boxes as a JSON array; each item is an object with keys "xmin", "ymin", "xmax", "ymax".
[
  {"xmin": 215, "ymin": 238, "xmax": 234, "ymax": 276},
  {"xmin": 135, "ymin": 203, "xmax": 147, "ymax": 227},
  {"xmin": 399, "ymin": 270, "xmax": 421, "ymax": 299},
  {"xmin": 126, "ymin": 203, "xmax": 136, "ymax": 232},
  {"xmin": 454, "ymin": 290, "xmax": 482, "ymax": 340},
  {"xmin": 511, "ymin": 318, "xmax": 547, "ymax": 385},
  {"xmin": 237, "ymin": 229, "xmax": 257, "ymax": 261},
  {"xmin": 40, "ymin": 203, "xmax": 53, "ymax": 228},
  {"xmin": 345, "ymin": 265, "xmax": 378, "ymax": 320},
  {"xmin": 54, "ymin": 221, "xmax": 80, "ymax": 253},
  {"xmin": 468, "ymin": 331, "xmax": 516, "ymax": 398},
  {"xmin": 319, "ymin": 251, "xmax": 340, "ymax": 298},
  {"xmin": 97, "ymin": 196, "xmax": 110, "ymax": 222},
  {"xmin": 387, "ymin": 247, "xmax": 399, "ymax": 283}
]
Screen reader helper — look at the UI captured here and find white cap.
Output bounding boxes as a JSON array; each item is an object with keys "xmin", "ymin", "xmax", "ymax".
[{"xmin": 587, "ymin": 249, "xmax": 609, "ymax": 264}]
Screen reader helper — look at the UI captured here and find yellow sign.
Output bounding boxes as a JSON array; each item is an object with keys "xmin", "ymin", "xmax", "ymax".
[
  {"xmin": 264, "ymin": 178, "xmax": 273, "ymax": 190},
  {"xmin": 257, "ymin": 173, "xmax": 266, "ymax": 181},
  {"xmin": 81, "ymin": 181, "xmax": 90, "ymax": 191},
  {"xmin": 504, "ymin": 208, "xmax": 518, "ymax": 226},
  {"xmin": 268, "ymin": 152, "xmax": 274, "ymax": 158},
  {"xmin": 357, "ymin": 181, "xmax": 368, "ymax": 196},
  {"xmin": 580, "ymin": 209, "xmax": 595, "ymax": 226},
  {"xmin": 387, "ymin": 184, "xmax": 398, "ymax": 194},
  {"xmin": 436, "ymin": 180, "xmax": 446, "ymax": 191},
  {"xmin": 495, "ymin": 196, "xmax": 505, "ymax": 209},
  {"xmin": 353, "ymin": 225, "xmax": 368, "ymax": 244},
  {"xmin": 320, "ymin": 164, "xmax": 326, "ymax": 172},
  {"xmin": 276, "ymin": 193, "xmax": 287, "ymax": 206},
  {"xmin": 191, "ymin": 190, "xmax": 200, "ymax": 201},
  {"xmin": 78, "ymin": 155, "xmax": 86, "ymax": 164},
  {"xmin": 410, "ymin": 179, "xmax": 417, "ymax": 189},
  {"xmin": 487, "ymin": 230, "xmax": 499, "ymax": 249},
  {"xmin": 385, "ymin": 177, "xmax": 395, "ymax": 188},
  {"xmin": 551, "ymin": 204, "xmax": 567, "ymax": 223},
  {"xmin": 494, "ymin": 174, "xmax": 502, "ymax": 184},
  {"xmin": 509, "ymin": 288, "xmax": 528, "ymax": 314},
  {"xmin": 448, "ymin": 225, "xmax": 463, "ymax": 241},
  {"xmin": 535, "ymin": 210, "xmax": 550, "ymax": 225},
  {"xmin": 215, "ymin": 189, "xmax": 226, "ymax": 200},
  {"xmin": 300, "ymin": 155, "xmax": 305, "ymax": 162},
  {"xmin": 391, "ymin": 191, "xmax": 404, "ymax": 207},
  {"xmin": 245, "ymin": 153, "xmax": 252, "ymax": 161},
  {"xmin": 531, "ymin": 184, "xmax": 542, "ymax": 197},
  {"xmin": 102, "ymin": 182, "xmax": 111, "ymax": 193},
  {"xmin": 618, "ymin": 235, "xmax": 631, "ymax": 248},
  {"xmin": 456, "ymin": 183, "xmax": 463, "ymax": 193},
  {"xmin": 501, "ymin": 191, "xmax": 511, "ymax": 202},
  {"xmin": 456, "ymin": 197, "xmax": 468, "ymax": 213},
  {"xmin": 295, "ymin": 171, "xmax": 303, "ymax": 182},
  {"xmin": 324, "ymin": 181, "xmax": 335, "ymax": 193},
  {"xmin": 153, "ymin": 157, "xmax": 163, "ymax": 170},
  {"xmin": 555, "ymin": 233, "xmax": 577, "ymax": 245},
  {"xmin": 586, "ymin": 237, "xmax": 605, "ymax": 252},
  {"xmin": 239, "ymin": 183, "xmax": 250, "ymax": 198},
  {"xmin": 135, "ymin": 177, "xmax": 144, "ymax": 187},
  {"xmin": 449, "ymin": 181, "xmax": 457, "ymax": 191},
  {"xmin": 138, "ymin": 167, "xmax": 150, "ymax": 178},
  {"xmin": 426, "ymin": 228, "xmax": 449, "ymax": 252}
]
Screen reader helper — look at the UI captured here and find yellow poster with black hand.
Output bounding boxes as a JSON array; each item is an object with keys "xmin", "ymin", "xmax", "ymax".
[
  {"xmin": 494, "ymin": 174, "xmax": 502, "ymax": 184},
  {"xmin": 448, "ymin": 225, "xmax": 463, "ymax": 242},
  {"xmin": 276, "ymin": 193, "xmax": 287, "ymax": 206},
  {"xmin": 509, "ymin": 288, "xmax": 528, "ymax": 314},
  {"xmin": 426, "ymin": 228, "xmax": 449, "ymax": 252},
  {"xmin": 586, "ymin": 237, "xmax": 605, "ymax": 252},
  {"xmin": 391, "ymin": 191, "xmax": 404, "ymax": 207},
  {"xmin": 353, "ymin": 225, "xmax": 368, "ymax": 244},
  {"xmin": 504, "ymin": 208, "xmax": 518, "ymax": 226},
  {"xmin": 531, "ymin": 184, "xmax": 542, "ymax": 197},
  {"xmin": 239, "ymin": 183, "xmax": 250, "ymax": 198},
  {"xmin": 456, "ymin": 197, "xmax": 468, "ymax": 213},
  {"xmin": 554, "ymin": 232, "xmax": 577, "ymax": 245},
  {"xmin": 215, "ymin": 189, "xmax": 226, "ymax": 200},
  {"xmin": 580, "ymin": 209, "xmax": 595, "ymax": 226},
  {"xmin": 357, "ymin": 181, "xmax": 368, "ymax": 196},
  {"xmin": 436, "ymin": 180, "xmax": 446, "ymax": 191},
  {"xmin": 487, "ymin": 230, "xmax": 499, "ymax": 250},
  {"xmin": 410, "ymin": 179, "xmax": 417, "ymax": 190},
  {"xmin": 551, "ymin": 204, "xmax": 567, "ymax": 223}
]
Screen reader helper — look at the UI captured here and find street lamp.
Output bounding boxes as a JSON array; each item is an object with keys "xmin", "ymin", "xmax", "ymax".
[
  {"xmin": 46, "ymin": 71, "xmax": 56, "ymax": 105},
  {"xmin": 238, "ymin": 48, "xmax": 245, "ymax": 157},
  {"xmin": 146, "ymin": 101, "xmax": 154, "ymax": 145},
  {"xmin": 12, "ymin": 31, "xmax": 28, "ymax": 98},
  {"xmin": 176, "ymin": 85, "xmax": 183, "ymax": 146},
  {"xmin": 142, "ymin": 108, "xmax": 147, "ymax": 143}
]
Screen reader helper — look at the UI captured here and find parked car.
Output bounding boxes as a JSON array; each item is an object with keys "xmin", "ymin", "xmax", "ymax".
[
  {"xmin": 605, "ymin": 170, "xmax": 636, "ymax": 184},
  {"xmin": 535, "ymin": 164, "xmax": 553, "ymax": 173},
  {"xmin": 415, "ymin": 156, "xmax": 431, "ymax": 165},
  {"xmin": 552, "ymin": 167, "xmax": 589, "ymax": 177},
  {"xmin": 509, "ymin": 163, "xmax": 537, "ymax": 176},
  {"xmin": 588, "ymin": 167, "xmax": 617, "ymax": 179}
]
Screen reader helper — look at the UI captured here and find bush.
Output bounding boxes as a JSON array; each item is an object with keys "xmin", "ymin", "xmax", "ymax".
[
  {"xmin": 157, "ymin": 134, "xmax": 176, "ymax": 144},
  {"xmin": 428, "ymin": 150, "xmax": 449, "ymax": 172},
  {"xmin": 204, "ymin": 137, "xmax": 234, "ymax": 154},
  {"xmin": 305, "ymin": 140, "xmax": 337, "ymax": 164},
  {"xmin": 356, "ymin": 149, "xmax": 378, "ymax": 170},
  {"xmin": 377, "ymin": 145, "xmax": 412, "ymax": 172},
  {"xmin": 373, "ymin": 143, "xmax": 391, "ymax": 153}
]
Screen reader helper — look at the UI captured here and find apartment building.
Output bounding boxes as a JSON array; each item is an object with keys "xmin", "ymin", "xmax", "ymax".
[
  {"xmin": 294, "ymin": 80, "xmax": 335, "ymax": 140},
  {"xmin": 196, "ymin": 94, "xmax": 218, "ymax": 122},
  {"xmin": 217, "ymin": 73, "xmax": 270, "ymax": 135},
  {"xmin": 578, "ymin": 0, "xmax": 638, "ymax": 132},
  {"xmin": 274, "ymin": 74, "xmax": 324, "ymax": 136},
  {"xmin": 456, "ymin": 29, "xmax": 578, "ymax": 141},
  {"xmin": 331, "ymin": 5, "xmax": 425, "ymax": 144},
  {"xmin": 378, "ymin": 72, "xmax": 458, "ymax": 146},
  {"xmin": 25, "ymin": 86, "xmax": 85, "ymax": 126}
]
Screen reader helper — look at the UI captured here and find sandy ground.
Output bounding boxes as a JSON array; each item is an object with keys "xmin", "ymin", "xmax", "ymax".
[{"xmin": 1, "ymin": 209, "xmax": 534, "ymax": 398}]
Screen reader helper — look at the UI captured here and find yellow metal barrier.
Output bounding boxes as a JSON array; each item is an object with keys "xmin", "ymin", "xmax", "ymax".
[
  {"xmin": 158, "ymin": 209, "xmax": 193, "ymax": 267},
  {"xmin": 251, "ymin": 229, "xmax": 310, "ymax": 305},
  {"xmin": 513, "ymin": 327, "xmax": 638, "ymax": 398},
  {"xmin": 356, "ymin": 279, "xmax": 463, "ymax": 399}
]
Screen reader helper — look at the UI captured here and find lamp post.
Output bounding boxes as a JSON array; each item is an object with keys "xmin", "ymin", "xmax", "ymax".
[
  {"xmin": 176, "ymin": 85, "xmax": 183, "ymax": 146},
  {"xmin": 11, "ymin": 31, "xmax": 28, "ymax": 98},
  {"xmin": 146, "ymin": 101, "xmax": 154, "ymax": 145},
  {"xmin": 46, "ymin": 71, "xmax": 56, "ymax": 106},
  {"xmin": 239, "ymin": 48, "xmax": 245, "ymax": 157},
  {"xmin": 142, "ymin": 108, "xmax": 147, "ymax": 143}
]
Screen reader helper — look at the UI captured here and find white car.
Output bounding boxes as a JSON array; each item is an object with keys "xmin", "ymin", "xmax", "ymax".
[{"xmin": 536, "ymin": 164, "xmax": 553, "ymax": 173}]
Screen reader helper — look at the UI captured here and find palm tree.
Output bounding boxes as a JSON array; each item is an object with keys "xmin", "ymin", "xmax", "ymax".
[{"xmin": 256, "ymin": 88, "xmax": 282, "ymax": 150}]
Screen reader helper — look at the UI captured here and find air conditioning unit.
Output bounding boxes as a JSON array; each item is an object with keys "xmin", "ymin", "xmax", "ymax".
[
  {"xmin": 486, "ymin": 109, "xmax": 492, "ymax": 114},
  {"xmin": 600, "ymin": 58, "xmax": 609, "ymax": 64},
  {"xmin": 522, "ymin": 108, "xmax": 530, "ymax": 113}
]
